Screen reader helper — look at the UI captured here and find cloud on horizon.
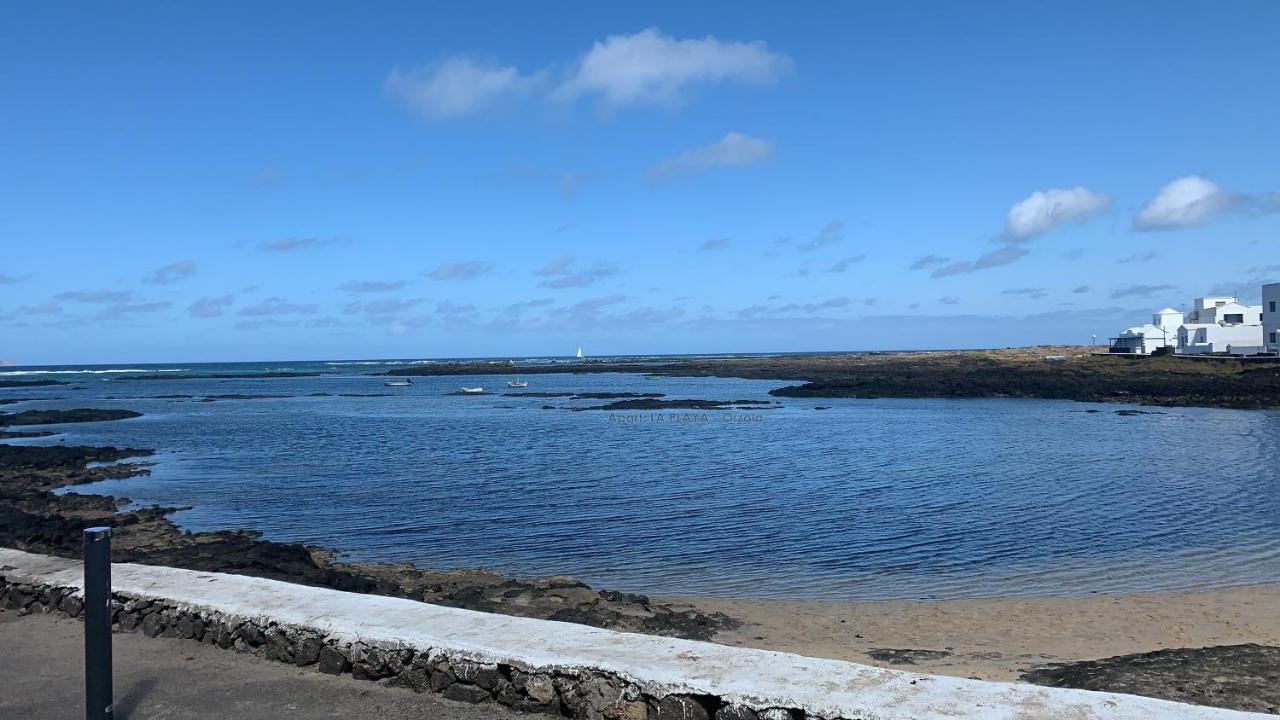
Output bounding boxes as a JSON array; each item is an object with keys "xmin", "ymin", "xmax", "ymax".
[
  {"xmin": 699, "ymin": 238, "xmax": 731, "ymax": 251},
  {"xmin": 339, "ymin": 280, "xmax": 408, "ymax": 293},
  {"xmin": 1110, "ymin": 284, "xmax": 1178, "ymax": 300},
  {"xmin": 540, "ymin": 261, "xmax": 619, "ymax": 289},
  {"xmin": 425, "ymin": 261, "xmax": 492, "ymax": 280},
  {"xmin": 55, "ymin": 289, "xmax": 134, "ymax": 304},
  {"xmin": 238, "ymin": 297, "xmax": 319, "ymax": 316},
  {"xmin": 142, "ymin": 260, "xmax": 196, "ymax": 285},
  {"xmin": 257, "ymin": 237, "xmax": 337, "ymax": 252}
]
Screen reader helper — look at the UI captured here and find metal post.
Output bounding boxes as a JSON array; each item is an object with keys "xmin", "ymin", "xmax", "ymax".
[{"xmin": 83, "ymin": 527, "xmax": 113, "ymax": 720}]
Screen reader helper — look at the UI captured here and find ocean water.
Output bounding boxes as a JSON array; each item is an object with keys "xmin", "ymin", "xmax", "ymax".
[{"xmin": 5, "ymin": 360, "xmax": 1280, "ymax": 601}]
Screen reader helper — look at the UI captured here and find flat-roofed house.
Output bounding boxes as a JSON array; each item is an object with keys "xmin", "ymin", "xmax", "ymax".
[
  {"xmin": 1265, "ymin": 283, "xmax": 1280, "ymax": 353},
  {"xmin": 1177, "ymin": 296, "xmax": 1265, "ymax": 354},
  {"xmin": 1109, "ymin": 308, "xmax": 1183, "ymax": 354}
]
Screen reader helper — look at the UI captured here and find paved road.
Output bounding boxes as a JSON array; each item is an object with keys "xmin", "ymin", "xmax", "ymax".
[{"xmin": 0, "ymin": 609, "xmax": 520, "ymax": 719}]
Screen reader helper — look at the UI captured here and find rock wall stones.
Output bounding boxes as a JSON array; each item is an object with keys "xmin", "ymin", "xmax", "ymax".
[{"xmin": 0, "ymin": 577, "xmax": 806, "ymax": 720}]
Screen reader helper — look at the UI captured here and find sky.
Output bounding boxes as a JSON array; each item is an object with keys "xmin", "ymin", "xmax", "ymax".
[{"xmin": 2, "ymin": 1, "xmax": 1279, "ymax": 365}]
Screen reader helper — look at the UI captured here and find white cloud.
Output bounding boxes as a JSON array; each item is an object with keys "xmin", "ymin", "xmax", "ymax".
[
  {"xmin": 648, "ymin": 132, "xmax": 774, "ymax": 181},
  {"xmin": 257, "ymin": 237, "xmax": 336, "ymax": 252},
  {"xmin": 385, "ymin": 58, "xmax": 538, "ymax": 120},
  {"xmin": 932, "ymin": 245, "xmax": 1029, "ymax": 278},
  {"xmin": 557, "ymin": 28, "xmax": 792, "ymax": 107},
  {"xmin": 700, "ymin": 238, "xmax": 730, "ymax": 251},
  {"xmin": 1133, "ymin": 175, "xmax": 1238, "ymax": 231},
  {"xmin": 343, "ymin": 298, "xmax": 423, "ymax": 315},
  {"xmin": 0, "ymin": 273, "xmax": 30, "ymax": 285},
  {"xmin": 1110, "ymin": 284, "xmax": 1178, "ymax": 299},
  {"xmin": 909, "ymin": 254, "xmax": 949, "ymax": 271},
  {"xmin": 188, "ymin": 295, "xmax": 233, "ymax": 318},
  {"xmin": 796, "ymin": 222, "xmax": 844, "ymax": 253},
  {"xmin": 1004, "ymin": 186, "xmax": 1111, "ymax": 241},
  {"xmin": 142, "ymin": 260, "xmax": 196, "ymax": 285},
  {"xmin": 827, "ymin": 255, "xmax": 866, "ymax": 273},
  {"xmin": 339, "ymin": 280, "xmax": 407, "ymax": 293},
  {"xmin": 535, "ymin": 254, "xmax": 576, "ymax": 276},
  {"xmin": 55, "ymin": 289, "xmax": 134, "ymax": 303},
  {"xmin": 540, "ymin": 261, "xmax": 619, "ymax": 289},
  {"xmin": 425, "ymin": 261, "xmax": 492, "ymax": 280},
  {"xmin": 238, "ymin": 297, "xmax": 318, "ymax": 316}
]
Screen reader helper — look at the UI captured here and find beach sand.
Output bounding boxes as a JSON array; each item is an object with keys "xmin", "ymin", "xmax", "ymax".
[{"xmin": 669, "ymin": 583, "xmax": 1280, "ymax": 681}]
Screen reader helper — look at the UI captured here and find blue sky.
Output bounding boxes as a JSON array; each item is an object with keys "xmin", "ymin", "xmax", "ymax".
[{"xmin": 2, "ymin": 1, "xmax": 1279, "ymax": 364}]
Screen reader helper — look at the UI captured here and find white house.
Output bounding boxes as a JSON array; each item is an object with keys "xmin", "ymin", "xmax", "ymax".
[
  {"xmin": 1265, "ymin": 283, "xmax": 1280, "ymax": 353},
  {"xmin": 1176, "ymin": 296, "xmax": 1264, "ymax": 354},
  {"xmin": 1110, "ymin": 307, "xmax": 1183, "ymax": 354}
]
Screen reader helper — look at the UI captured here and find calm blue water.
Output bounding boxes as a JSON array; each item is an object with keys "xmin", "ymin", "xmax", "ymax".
[{"xmin": 5, "ymin": 360, "xmax": 1280, "ymax": 600}]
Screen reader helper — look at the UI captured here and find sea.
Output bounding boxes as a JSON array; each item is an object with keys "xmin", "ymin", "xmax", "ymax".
[{"xmin": 4, "ymin": 357, "xmax": 1279, "ymax": 601}]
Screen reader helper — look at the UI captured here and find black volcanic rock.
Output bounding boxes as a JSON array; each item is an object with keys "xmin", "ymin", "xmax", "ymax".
[
  {"xmin": 0, "ymin": 408, "xmax": 142, "ymax": 425},
  {"xmin": 0, "ymin": 380, "xmax": 66, "ymax": 388},
  {"xmin": 1022, "ymin": 644, "xmax": 1280, "ymax": 714}
]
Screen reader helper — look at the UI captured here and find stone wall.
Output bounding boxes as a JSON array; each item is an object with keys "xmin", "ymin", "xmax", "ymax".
[
  {"xmin": 0, "ymin": 549, "xmax": 1265, "ymax": 720},
  {"xmin": 0, "ymin": 578, "xmax": 752, "ymax": 720}
]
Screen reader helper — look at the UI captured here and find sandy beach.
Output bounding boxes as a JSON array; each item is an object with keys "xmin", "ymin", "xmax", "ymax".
[{"xmin": 672, "ymin": 583, "xmax": 1280, "ymax": 681}]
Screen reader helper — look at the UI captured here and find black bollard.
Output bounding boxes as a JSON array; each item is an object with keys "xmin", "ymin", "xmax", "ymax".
[{"xmin": 83, "ymin": 526, "xmax": 113, "ymax": 720}]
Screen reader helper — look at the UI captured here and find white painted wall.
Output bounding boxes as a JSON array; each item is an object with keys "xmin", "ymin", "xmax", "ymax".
[
  {"xmin": 0, "ymin": 548, "xmax": 1268, "ymax": 720},
  {"xmin": 1178, "ymin": 322, "xmax": 1265, "ymax": 354},
  {"xmin": 1264, "ymin": 283, "xmax": 1280, "ymax": 352}
]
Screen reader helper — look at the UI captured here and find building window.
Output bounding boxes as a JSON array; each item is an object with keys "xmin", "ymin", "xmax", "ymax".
[
  {"xmin": 1273, "ymin": 332, "xmax": 1279, "ymax": 345},
  {"xmin": 1224, "ymin": 313, "xmax": 1244, "ymax": 324},
  {"xmin": 1271, "ymin": 301, "xmax": 1277, "ymax": 313}
]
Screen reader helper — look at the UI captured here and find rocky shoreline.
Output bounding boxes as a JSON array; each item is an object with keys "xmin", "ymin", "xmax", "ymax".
[
  {"xmin": 385, "ymin": 346, "xmax": 1280, "ymax": 410},
  {"xmin": 0, "ymin": 410, "xmax": 736, "ymax": 641},
  {"xmin": 2, "ymin": 404, "xmax": 1278, "ymax": 712}
]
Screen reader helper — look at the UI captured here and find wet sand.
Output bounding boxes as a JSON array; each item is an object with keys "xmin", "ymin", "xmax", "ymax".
[{"xmin": 672, "ymin": 583, "xmax": 1280, "ymax": 681}]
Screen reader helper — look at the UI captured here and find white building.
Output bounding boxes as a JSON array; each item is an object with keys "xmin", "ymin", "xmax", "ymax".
[
  {"xmin": 1176, "ymin": 296, "xmax": 1264, "ymax": 354},
  {"xmin": 1265, "ymin": 283, "xmax": 1280, "ymax": 353},
  {"xmin": 1110, "ymin": 308, "xmax": 1183, "ymax": 354}
]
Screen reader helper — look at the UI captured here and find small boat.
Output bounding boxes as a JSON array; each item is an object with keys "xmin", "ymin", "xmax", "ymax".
[
  {"xmin": 507, "ymin": 380, "xmax": 528, "ymax": 388},
  {"xmin": 460, "ymin": 387, "xmax": 485, "ymax": 394},
  {"xmin": 383, "ymin": 379, "xmax": 413, "ymax": 387},
  {"xmin": 576, "ymin": 346, "xmax": 584, "ymax": 359}
]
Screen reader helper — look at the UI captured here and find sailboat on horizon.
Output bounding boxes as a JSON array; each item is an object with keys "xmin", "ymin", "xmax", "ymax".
[{"xmin": 576, "ymin": 346, "xmax": 584, "ymax": 359}]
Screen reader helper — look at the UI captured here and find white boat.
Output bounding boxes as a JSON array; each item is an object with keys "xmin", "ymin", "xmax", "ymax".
[
  {"xmin": 576, "ymin": 346, "xmax": 584, "ymax": 359},
  {"xmin": 507, "ymin": 380, "xmax": 528, "ymax": 388},
  {"xmin": 383, "ymin": 379, "xmax": 413, "ymax": 387},
  {"xmin": 460, "ymin": 387, "xmax": 485, "ymax": 394}
]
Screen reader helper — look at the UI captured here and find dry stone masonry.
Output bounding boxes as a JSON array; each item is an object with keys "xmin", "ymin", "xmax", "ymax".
[
  {"xmin": 0, "ymin": 549, "xmax": 1266, "ymax": 720},
  {"xmin": 0, "ymin": 578, "xmax": 785, "ymax": 720}
]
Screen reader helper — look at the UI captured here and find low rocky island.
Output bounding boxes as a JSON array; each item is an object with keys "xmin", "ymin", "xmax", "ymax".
[
  {"xmin": 575, "ymin": 398, "xmax": 779, "ymax": 411},
  {"xmin": 0, "ymin": 408, "xmax": 143, "ymax": 426},
  {"xmin": 0, "ymin": 379, "xmax": 66, "ymax": 388},
  {"xmin": 385, "ymin": 346, "xmax": 1280, "ymax": 410}
]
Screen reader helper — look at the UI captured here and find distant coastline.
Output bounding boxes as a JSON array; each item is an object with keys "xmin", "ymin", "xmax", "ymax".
[{"xmin": 382, "ymin": 345, "xmax": 1280, "ymax": 410}]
